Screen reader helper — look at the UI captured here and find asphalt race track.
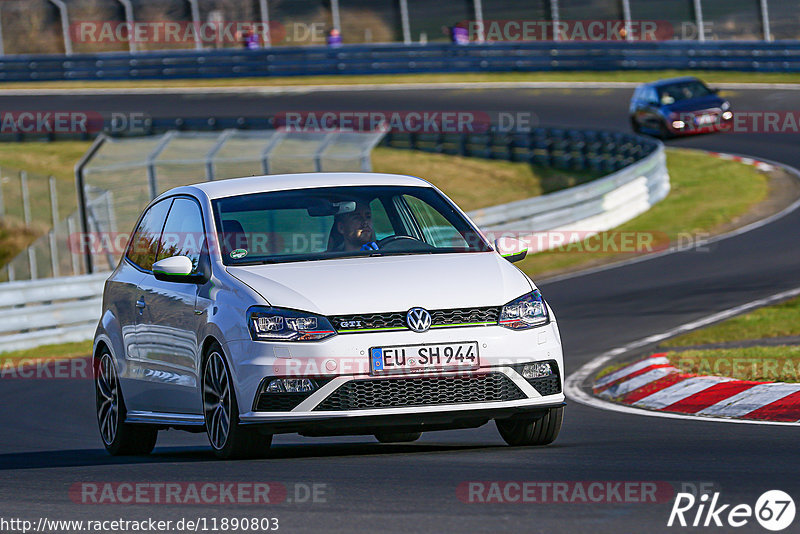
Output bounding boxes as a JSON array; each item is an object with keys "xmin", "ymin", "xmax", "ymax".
[{"xmin": 1, "ymin": 86, "xmax": 799, "ymax": 533}]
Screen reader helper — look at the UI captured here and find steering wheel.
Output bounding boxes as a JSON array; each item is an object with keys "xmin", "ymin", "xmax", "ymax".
[{"xmin": 377, "ymin": 235, "xmax": 432, "ymax": 251}]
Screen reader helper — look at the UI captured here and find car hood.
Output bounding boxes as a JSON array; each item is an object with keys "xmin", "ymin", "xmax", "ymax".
[
  {"xmin": 662, "ymin": 95, "xmax": 727, "ymax": 113},
  {"xmin": 226, "ymin": 252, "xmax": 534, "ymax": 315}
]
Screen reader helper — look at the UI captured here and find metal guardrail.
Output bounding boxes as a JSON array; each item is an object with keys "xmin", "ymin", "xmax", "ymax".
[
  {"xmin": 469, "ymin": 140, "xmax": 669, "ymax": 235},
  {"xmin": 0, "ymin": 273, "xmax": 107, "ymax": 353},
  {"xmin": 1, "ymin": 41, "xmax": 800, "ymax": 82}
]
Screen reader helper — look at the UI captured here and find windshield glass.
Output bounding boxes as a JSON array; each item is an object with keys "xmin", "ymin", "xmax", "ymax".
[
  {"xmin": 657, "ymin": 81, "xmax": 713, "ymax": 104},
  {"xmin": 211, "ymin": 185, "xmax": 490, "ymax": 265}
]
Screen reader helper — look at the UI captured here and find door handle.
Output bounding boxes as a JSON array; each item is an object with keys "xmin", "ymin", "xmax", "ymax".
[{"xmin": 136, "ymin": 299, "xmax": 146, "ymax": 309}]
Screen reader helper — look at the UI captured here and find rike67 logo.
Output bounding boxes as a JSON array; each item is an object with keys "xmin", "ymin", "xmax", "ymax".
[{"xmin": 668, "ymin": 490, "xmax": 795, "ymax": 531}]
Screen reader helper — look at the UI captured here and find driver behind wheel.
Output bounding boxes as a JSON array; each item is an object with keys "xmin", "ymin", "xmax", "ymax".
[{"xmin": 327, "ymin": 201, "xmax": 379, "ymax": 252}]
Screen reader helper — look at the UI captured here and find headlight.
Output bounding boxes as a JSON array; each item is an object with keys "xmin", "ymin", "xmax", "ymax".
[
  {"xmin": 721, "ymin": 110, "xmax": 733, "ymax": 120},
  {"xmin": 499, "ymin": 290, "xmax": 549, "ymax": 330},
  {"xmin": 248, "ymin": 306, "xmax": 336, "ymax": 342},
  {"xmin": 721, "ymin": 101, "xmax": 730, "ymax": 111}
]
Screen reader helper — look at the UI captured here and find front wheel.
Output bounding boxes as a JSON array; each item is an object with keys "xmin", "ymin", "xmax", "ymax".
[
  {"xmin": 203, "ymin": 345, "xmax": 272, "ymax": 459},
  {"xmin": 496, "ymin": 407, "xmax": 563, "ymax": 446},
  {"xmin": 95, "ymin": 350, "xmax": 158, "ymax": 455}
]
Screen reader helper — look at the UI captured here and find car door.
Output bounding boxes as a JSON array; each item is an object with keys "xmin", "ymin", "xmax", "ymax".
[
  {"xmin": 118, "ymin": 198, "xmax": 172, "ymax": 411},
  {"xmin": 133, "ymin": 197, "xmax": 206, "ymax": 415}
]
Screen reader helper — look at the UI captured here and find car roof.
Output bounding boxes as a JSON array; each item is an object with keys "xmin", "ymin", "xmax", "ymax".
[
  {"xmin": 641, "ymin": 76, "xmax": 703, "ymax": 88},
  {"xmin": 159, "ymin": 172, "xmax": 434, "ymax": 201}
]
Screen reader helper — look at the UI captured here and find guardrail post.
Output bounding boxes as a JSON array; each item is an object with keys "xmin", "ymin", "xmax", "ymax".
[
  {"xmin": 47, "ymin": 0, "xmax": 73, "ymax": 55},
  {"xmin": 760, "ymin": 0, "xmax": 772, "ymax": 41},
  {"xmin": 399, "ymin": 0, "xmax": 411, "ymax": 44},
  {"xmin": 48, "ymin": 177, "xmax": 60, "ymax": 278},
  {"xmin": 693, "ymin": 0, "xmax": 705, "ymax": 41}
]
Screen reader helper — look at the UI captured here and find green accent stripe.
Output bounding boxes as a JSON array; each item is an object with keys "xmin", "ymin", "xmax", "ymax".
[{"xmin": 338, "ymin": 321, "xmax": 496, "ymax": 333}]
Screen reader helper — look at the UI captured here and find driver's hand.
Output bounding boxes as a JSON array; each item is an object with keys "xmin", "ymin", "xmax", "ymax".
[{"xmin": 360, "ymin": 241, "xmax": 379, "ymax": 251}]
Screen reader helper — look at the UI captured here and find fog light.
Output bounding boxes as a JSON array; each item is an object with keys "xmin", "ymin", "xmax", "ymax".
[
  {"xmin": 722, "ymin": 111, "xmax": 733, "ymax": 120},
  {"xmin": 265, "ymin": 378, "xmax": 316, "ymax": 393},
  {"xmin": 521, "ymin": 362, "xmax": 552, "ymax": 379},
  {"xmin": 671, "ymin": 120, "xmax": 686, "ymax": 129}
]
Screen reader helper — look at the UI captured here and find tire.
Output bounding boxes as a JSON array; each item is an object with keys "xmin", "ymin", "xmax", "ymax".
[
  {"xmin": 95, "ymin": 350, "xmax": 158, "ymax": 456},
  {"xmin": 203, "ymin": 344, "xmax": 272, "ymax": 460},
  {"xmin": 374, "ymin": 431, "xmax": 422, "ymax": 443},
  {"xmin": 496, "ymin": 407, "xmax": 563, "ymax": 447},
  {"xmin": 657, "ymin": 121, "xmax": 673, "ymax": 140},
  {"xmin": 630, "ymin": 117, "xmax": 641, "ymax": 134}
]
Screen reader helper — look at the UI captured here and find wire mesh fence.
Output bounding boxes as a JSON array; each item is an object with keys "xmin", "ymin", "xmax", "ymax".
[{"xmin": 0, "ymin": 0, "xmax": 789, "ymax": 57}]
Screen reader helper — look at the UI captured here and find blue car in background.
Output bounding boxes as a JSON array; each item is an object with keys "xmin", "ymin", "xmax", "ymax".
[{"xmin": 629, "ymin": 77, "xmax": 733, "ymax": 138}]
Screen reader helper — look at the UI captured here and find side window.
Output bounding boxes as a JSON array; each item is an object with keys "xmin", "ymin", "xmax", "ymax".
[
  {"xmin": 126, "ymin": 199, "xmax": 172, "ymax": 271},
  {"xmin": 370, "ymin": 198, "xmax": 393, "ymax": 240},
  {"xmin": 157, "ymin": 198, "xmax": 205, "ymax": 272},
  {"xmin": 402, "ymin": 195, "xmax": 468, "ymax": 249}
]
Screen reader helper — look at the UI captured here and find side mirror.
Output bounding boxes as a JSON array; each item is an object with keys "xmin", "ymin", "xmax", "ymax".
[
  {"xmin": 710, "ymin": 87, "xmax": 720, "ymax": 94},
  {"xmin": 153, "ymin": 256, "xmax": 205, "ymax": 284},
  {"xmin": 495, "ymin": 237, "xmax": 528, "ymax": 264}
]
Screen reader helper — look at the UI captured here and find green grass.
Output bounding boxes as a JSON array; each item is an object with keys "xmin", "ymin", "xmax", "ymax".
[
  {"xmin": 517, "ymin": 148, "xmax": 769, "ymax": 278},
  {"xmin": 371, "ymin": 146, "xmax": 602, "ymax": 211},
  {"xmin": 0, "ymin": 71, "xmax": 798, "ymax": 90},
  {"xmin": 0, "ymin": 340, "xmax": 92, "ymax": 361},
  {"xmin": 665, "ymin": 346, "xmax": 800, "ymax": 383},
  {"xmin": 663, "ymin": 295, "xmax": 800, "ymax": 347}
]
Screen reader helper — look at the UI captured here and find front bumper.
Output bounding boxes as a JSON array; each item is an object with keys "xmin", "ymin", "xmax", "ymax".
[{"xmin": 224, "ymin": 322, "xmax": 564, "ymax": 431}]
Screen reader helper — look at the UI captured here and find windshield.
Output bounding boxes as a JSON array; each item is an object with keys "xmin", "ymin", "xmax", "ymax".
[
  {"xmin": 657, "ymin": 81, "xmax": 713, "ymax": 104},
  {"xmin": 211, "ymin": 185, "xmax": 490, "ymax": 265}
]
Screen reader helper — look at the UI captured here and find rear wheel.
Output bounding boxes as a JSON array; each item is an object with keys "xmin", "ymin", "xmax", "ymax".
[
  {"xmin": 203, "ymin": 345, "xmax": 272, "ymax": 459},
  {"xmin": 95, "ymin": 350, "xmax": 158, "ymax": 455},
  {"xmin": 496, "ymin": 407, "xmax": 563, "ymax": 446},
  {"xmin": 374, "ymin": 431, "xmax": 422, "ymax": 443}
]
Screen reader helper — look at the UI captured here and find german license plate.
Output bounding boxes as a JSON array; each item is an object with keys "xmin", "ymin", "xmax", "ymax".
[{"xmin": 370, "ymin": 342, "xmax": 480, "ymax": 375}]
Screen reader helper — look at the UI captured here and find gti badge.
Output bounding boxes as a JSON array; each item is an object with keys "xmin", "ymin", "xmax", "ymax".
[{"xmin": 406, "ymin": 308, "xmax": 432, "ymax": 333}]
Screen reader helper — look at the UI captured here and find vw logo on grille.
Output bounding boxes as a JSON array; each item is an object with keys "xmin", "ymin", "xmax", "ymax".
[{"xmin": 406, "ymin": 307, "xmax": 432, "ymax": 333}]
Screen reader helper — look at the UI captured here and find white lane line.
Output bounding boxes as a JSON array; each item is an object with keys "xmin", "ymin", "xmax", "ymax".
[
  {"xmin": 634, "ymin": 376, "xmax": 733, "ymax": 410},
  {"xmin": 2, "ymin": 81, "xmax": 799, "ymax": 96},
  {"xmin": 594, "ymin": 356, "xmax": 670, "ymax": 388},
  {"xmin": 564, "ymin": 285, "xmax": 800, "ymax": 427},
  {"xmin": 598, "ymin": 367, "xmax": 676, "ymax": 398},
  {"xmin": 697, "ymin": 383, "xmax": 800, "ymax": 417}
]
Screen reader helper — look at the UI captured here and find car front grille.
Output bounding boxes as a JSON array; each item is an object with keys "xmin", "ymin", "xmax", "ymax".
[
  {"xmin": 313, "ymin": 372, "xmax": 526, "ymax": 411},
  {"xmin": 330, "ymin": 306, "xmax": 500, "ymax": 334}
]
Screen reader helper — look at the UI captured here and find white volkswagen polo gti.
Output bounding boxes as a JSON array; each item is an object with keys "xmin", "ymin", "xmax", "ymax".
[{"xmin": 93, "ymin": 173, "xmax": 565, "ymax": 459}]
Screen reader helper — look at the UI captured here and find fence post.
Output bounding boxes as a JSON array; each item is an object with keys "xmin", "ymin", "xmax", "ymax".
[
  {"xmin": 331, "ymin": 0, "xmax": 341, "ymax": 31},
  {"xmin": 0, "ymin": 4, "xmax": 5, "ymax": 56},
  {"xmin": 259, "ymin": 0, "xmax": 272, "ymax": 47},
  {"xmin": 0, "ymin": 166, "xmax": 4, "ymax": 217},
  {"xmin": 48, "ymin": 177, "xmax": 60, "ymax": 278},
  {"xmin": 693, "ymin": 0, "xmax": 705, "ymax": 41},
  {"xmin": 399, "ymin": 0, "xmax": 411, "ymax": 44},
  {"xmin": 47, "ymin": 0, "xmax": 73, "ymax": 55},
  {"xmin": 20, "ymin": 171, "xmax": 37, "ymax": 279},
  {"xmin": 621, "ymin": 0, "xmax": 633, "ymax": 42},
  {"xmin": 116, "ymin": 0, "xmax": 137, "ymax": 53},
  {"xmin": 67, "ymin": 216, "xmax": 80, "ymax": 275},
  {"xmin": 760, "ymin": 0, "xmax": 772, "ymax": 41},
  {"xmin": 473, "ymin": 0, "xmax": 484, "ymax": 42},
  {"xmin": 549, "ymin": 0, "xmax": 560, "ymax": 41}
]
